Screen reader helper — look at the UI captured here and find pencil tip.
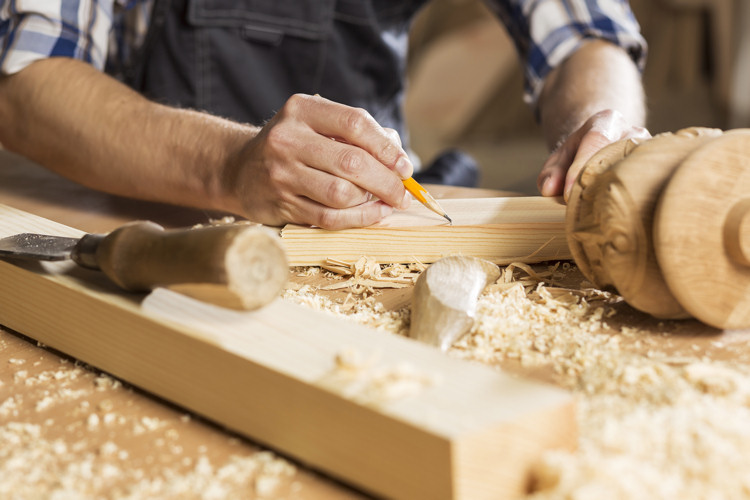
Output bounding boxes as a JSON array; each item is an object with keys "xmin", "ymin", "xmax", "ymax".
[{"xmin": 444, "ymin": 214, "xmax": 453, "ymax": 225}]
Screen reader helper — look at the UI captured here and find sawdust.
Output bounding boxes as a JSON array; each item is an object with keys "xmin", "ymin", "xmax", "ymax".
[
  {"xmin": 0, "ymin": 421, "xmax": 297, "ymax": 500},
  {"xmin": 283, "ymin": 284, "xmax": 408, "ymax": 335},
  {"xmin": 317, "ymin": 348, "xmax": 441, "ymax": 405},
  {"xmin": 283, "ymin": 258, "xmax": 750, "ymax": 499},
  {"xmin": 0, "ymin": 345, "xmax": 299, "ymax": 499},
  {"xmin": 6, "ymin": 253, "xmax": 750, "ymax": 498}
]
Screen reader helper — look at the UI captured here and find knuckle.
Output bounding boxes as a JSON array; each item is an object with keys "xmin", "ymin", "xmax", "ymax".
[
  {"xmin": 341, "ymin": 108, "xmax": 371, "ymax": 136},
  {"xmin": 383, "ymin": 127, "xmax": 401, "ymax": 144},
  {"xmin": 264, "ymin": 124, "xmax": 292, "ymax": 152},
  {"xmin": 338, "ymin": 148, "xmax": 364, "ymax": 177},
  {"xmin": 283, "ymin": 93, "xmax": 308, "ymax": 115},
  {"xmin": 316, "ymin": 208, "xmax": 343, "ymax": 230},
  {"xmin": 266, "ymin": 164, "xmax": 287, "ymax": 188},
  {"xmin": 378, "ymin": 139, "xmax": 399, "ymax": 163},
  {"xmin": 325, "ymin": 179, "xmax": 355, "ymax": 208}
]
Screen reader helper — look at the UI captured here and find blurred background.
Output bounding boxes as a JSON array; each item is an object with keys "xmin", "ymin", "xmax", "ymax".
[{"xmin": 405, "ymin": 0, "xmax": 750, "ymax": 194}]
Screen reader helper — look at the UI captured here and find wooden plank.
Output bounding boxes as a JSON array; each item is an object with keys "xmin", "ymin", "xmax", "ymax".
[
  {"xmin": 281, "ymin": 197, "xmax": 571, "ymax": 266},
  {"xmin": 0, "ymin": 203, "xmax": 576, "ymax": 500}
]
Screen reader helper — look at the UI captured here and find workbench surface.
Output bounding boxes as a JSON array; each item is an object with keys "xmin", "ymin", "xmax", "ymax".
[{"xmin": 2, "ymin": 149, "xmax": 750, "ymax": 498}]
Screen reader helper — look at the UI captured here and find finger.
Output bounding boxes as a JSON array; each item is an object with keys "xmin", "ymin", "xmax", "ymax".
[
  {"xmin": 384, "ymin": 127, "xmax": 403, "ymax": 147},
  {"xmin": 538, "ymin": 141, "xmax": 576, "ymax": 197},
  {"xmin": 538, "ymin": 150, "xmax": 563, "ymax": 196},
  {"xmin": 286, "ymin": 164, "xmax": 372, "ymax": 209},
  {"xmin": 291, "ymin": 94, "xmax": 414, "ymax": 179},
  {"xmin": 297, "ymin": 130, "xmax": 411, "ymax": 210},
  {"xmin": 562, "ymin": 126, "xmax": 652, "ymax": 201},
  {"xmin": 293, "ymin": 197, "xmax": 394, "ymax": 230},
  {"xmin": 562, "ymin": 129, "xmax": 618, "ymax": 201}
]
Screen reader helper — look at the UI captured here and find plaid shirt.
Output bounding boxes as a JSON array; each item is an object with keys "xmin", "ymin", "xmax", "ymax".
[{"xmin": 0, "ymin": 0, "xmax": 645, "ymax": 106}]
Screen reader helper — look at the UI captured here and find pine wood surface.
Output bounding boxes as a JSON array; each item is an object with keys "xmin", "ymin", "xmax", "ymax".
[
  {"xmin": 281, "ymin": 197, "xmax": 571, "ymax": 266},
  {"xmin": 0, "ymin": 203, "xmax": 576, "ymax": 499}
]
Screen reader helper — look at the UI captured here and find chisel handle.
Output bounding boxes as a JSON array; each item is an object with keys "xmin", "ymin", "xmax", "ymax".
[{"xmin": 71, "ymin": 221, "xmax": 289, "ymax": 310}]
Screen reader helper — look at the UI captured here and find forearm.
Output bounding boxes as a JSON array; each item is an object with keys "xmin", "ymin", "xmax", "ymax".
[
  {"xmin": 538, "ymin": 39, "xmax": 646, "ymax": 150},
  {"xmin": 0, "ymin": 58, "xmax": 411, "ymax": 229},
  {"xmin": 0, "ymin": 58, "xmax": 255, "ymax": 213}
]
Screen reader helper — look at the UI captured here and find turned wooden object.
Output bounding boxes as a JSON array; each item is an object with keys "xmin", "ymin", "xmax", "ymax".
[
  {"xmin": 567, "ymin": 127, "xmax": 750, "ymax": 329},
  {"xmin": 409, "ymin": 256, "xmax": 500, "ymax": 351}
]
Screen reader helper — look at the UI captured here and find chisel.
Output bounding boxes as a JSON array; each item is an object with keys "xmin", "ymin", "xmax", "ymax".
[{"xmin": 0, "ymin": 221, "xmax": 289, "ymax": 310}]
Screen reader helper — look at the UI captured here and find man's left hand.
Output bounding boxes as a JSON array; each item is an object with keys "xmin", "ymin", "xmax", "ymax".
[{"xmin": 537, "ymin": 109, "xmax": 651, "ymax": 201}]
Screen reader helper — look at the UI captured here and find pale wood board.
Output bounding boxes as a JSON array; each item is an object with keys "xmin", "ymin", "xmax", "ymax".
[
  {"xmin": 281, "ymin": 197, "xmax": 571, "ymax": 266},
  {"xmin": 0, "ymin": 203, "xmax": 576, "ymax": 500}
]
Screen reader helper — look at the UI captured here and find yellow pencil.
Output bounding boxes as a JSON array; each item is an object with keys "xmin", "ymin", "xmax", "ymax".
[{"xmin": 402, "ymin": 177, "xmax": 452, "ymax": 224}]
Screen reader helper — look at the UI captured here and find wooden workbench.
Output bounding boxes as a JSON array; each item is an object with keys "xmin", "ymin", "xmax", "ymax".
[
  {"xmin": 0, "ymin": 149, "xmax": 524, "ymax": 499},
  {"xmin": 3, "ymin": 149, "xmax": 750, "ymax": 498}
]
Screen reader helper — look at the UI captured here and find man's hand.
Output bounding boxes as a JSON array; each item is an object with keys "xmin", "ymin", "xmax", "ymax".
[
  {"xmin": 537, "ymin": 109, "xmax": 650, "ymax": 200},
  {"xmin": 537, "ymin": 40, "xmax": 648, "ymax": 202},
  {"xmin": 223, "ymin": 94, "xmax": 414, "ymax": 229},
  {"xmin": 0, "ymin": 61, "xmax": 413, "ymax": 230}
]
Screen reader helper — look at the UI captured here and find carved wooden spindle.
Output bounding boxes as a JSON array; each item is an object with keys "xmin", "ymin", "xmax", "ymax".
[
  {"xmin": 654, "ymin": 129, "xmax": 750, "ymax": 329},
  {"xmin": 568, "ymin": 127, "xmax": 723, "ymax": 320}
]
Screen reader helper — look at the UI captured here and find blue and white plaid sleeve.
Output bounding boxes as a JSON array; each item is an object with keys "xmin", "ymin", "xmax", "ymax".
[
  {"xmin": 0, "ymin": 0, "xmax": 116, "ymax": 75},
  {"xmin": 485, "ymin": 0, "xmax": 647, "ymax": 108}
]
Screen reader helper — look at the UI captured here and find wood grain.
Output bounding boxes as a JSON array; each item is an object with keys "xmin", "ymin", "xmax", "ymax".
[
  {"xmin": 0, "ymin": 204, "xmax": 576, "ymax": 500},
  {"xmin": 281, "ymin": 197, "xmax": 571, "ymax": 266},
  {"xmin": 655, "ymin": 130, "xmax": 750, "ymax": 329},
  {"xmin": 567, "ymin": 128, "xmax": 722, "ymax": 320}
]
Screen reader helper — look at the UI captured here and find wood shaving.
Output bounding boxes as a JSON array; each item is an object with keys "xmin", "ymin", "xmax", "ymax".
[
  {"xmin": 284, "ymin": 259, "xmax": 750, "ymax": 499},
  {"xmin": 0, "ymin": 422, "xmax": 296, "ymax": 500},
  {"xmin": 318, "ymin": 348, "xmax": 441, "ymax": 405},
  {"xmin": 0, "ymin": 338, "xmax": 299, "ymax": 499},
  {"xmin": 283, "ymin": 286, "xmax": 407, "ymax": 334},
  {"xmin": 191, "ymin": 216, "xmax": 259, "ymax": 229},
  {"xmin": 316, "ymin": 257, "xmax": 420, "ymax": 293},
  {"xmin": 7, "ymin": 251, "xmax": 750, "ymax": 498}
]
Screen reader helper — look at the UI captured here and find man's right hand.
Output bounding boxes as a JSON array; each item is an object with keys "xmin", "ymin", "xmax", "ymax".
[
  {"xmin": 223, "ymin": 94, "xmax": 414, "ymax": 229},
  {"xmin": 0, "ymin": 61, "xmax": 412, "ymax": 230}
]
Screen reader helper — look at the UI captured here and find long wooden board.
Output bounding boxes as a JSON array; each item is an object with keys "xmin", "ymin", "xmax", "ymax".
[
  {"xmin": 0, "ymin": 204, "xmax": 576, "ymax": 499},
  {"xmin": 280, "ymin": 197, "xmax": 571, "ymax": 266}
]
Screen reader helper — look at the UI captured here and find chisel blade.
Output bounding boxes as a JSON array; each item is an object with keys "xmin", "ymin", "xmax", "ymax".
[{"xmin": 0, "ymin": 233, "xmax": 79, "ymax": 261}]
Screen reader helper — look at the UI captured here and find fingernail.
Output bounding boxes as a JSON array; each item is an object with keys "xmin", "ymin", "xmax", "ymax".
[
  {"xmin": 400, "ymin": 190, "xmax": 412, "ymax": 210},
  {"xmin": 395, "ymin": 155, "xmax": 413, "ymax": 179},
  {"xmin": 538, "ymin": 173, "xmax": 551, "ymax": 194}
]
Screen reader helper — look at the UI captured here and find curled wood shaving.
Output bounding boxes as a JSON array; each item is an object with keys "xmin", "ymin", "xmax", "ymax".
[
  {"xmin": 320, "ymin": 279, "xmax": 409, "ymax": 291},
  {"xmin": 191, "ymin": 216, "xmax": 259, "ymax": 229},
  {"xmin": 499, "ymin": 236, "xmax": 558, "ymax": 263},
  {"xmin": 318, "ymin": 257, "xmax": 419, "ymax": 293},
  {"xmin": 294, "ymin": 266, "xmax": 320, "ymax": 277}
]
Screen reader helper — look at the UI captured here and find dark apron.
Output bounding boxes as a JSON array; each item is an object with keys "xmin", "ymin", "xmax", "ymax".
[
  {"xmin": 130, "ymin": 0, "xmax": 426, "ymax": 140},
  {"xmin": 125, "ymin": 0, "xmax": 479, "ymax": 187}
]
